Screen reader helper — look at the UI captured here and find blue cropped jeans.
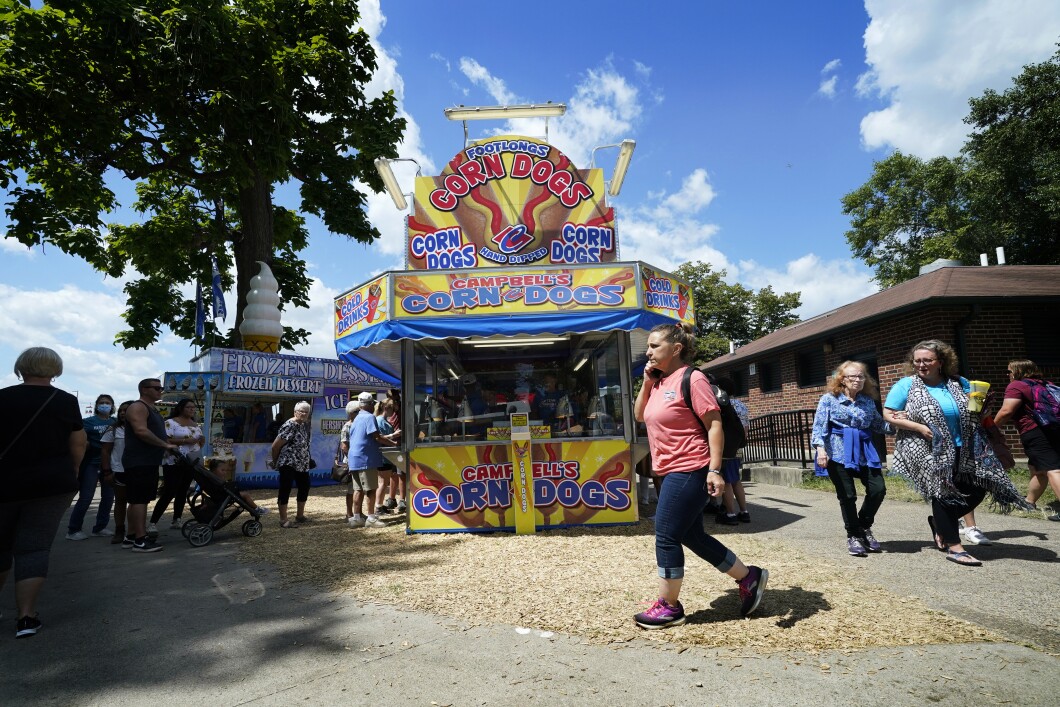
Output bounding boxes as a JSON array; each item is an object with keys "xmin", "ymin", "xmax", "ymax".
[
  {"xmin": 67, "ymin": 459, "xmax": 114, "ymax": 534},
  {"xmin": 654, "ymin": 467, "xmax": 736, "ymax": 579}
]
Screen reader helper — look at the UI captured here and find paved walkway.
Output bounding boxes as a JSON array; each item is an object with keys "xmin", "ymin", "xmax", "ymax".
[{"xmin": 1, "ymin": 484, "xmax": 1057, "ymax": 706}]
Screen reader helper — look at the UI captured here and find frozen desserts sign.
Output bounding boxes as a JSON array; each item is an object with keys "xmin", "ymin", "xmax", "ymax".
[{"xmin": 407, "ymin": 135, "xmax": 618, "ymax": 270}]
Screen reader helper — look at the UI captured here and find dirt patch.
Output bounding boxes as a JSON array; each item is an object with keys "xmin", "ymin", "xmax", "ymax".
[{"xmin": 240, "ymin": 488, "xmax": 999, "ymax": 651}]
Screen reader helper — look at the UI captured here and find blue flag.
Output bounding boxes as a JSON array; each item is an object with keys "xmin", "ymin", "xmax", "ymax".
[
  {"xmin": 211, "ymin": 256, "xmax": 227, "ymax": 322},
  {"xmin": 195, "ymin": 280, "xmax": 206, "ymax": 339}
]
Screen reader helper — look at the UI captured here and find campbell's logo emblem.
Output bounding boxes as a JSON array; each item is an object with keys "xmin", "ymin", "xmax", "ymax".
[{"xmin": 491, "ymin": 225, "xmax": 534, "ymax": 254}]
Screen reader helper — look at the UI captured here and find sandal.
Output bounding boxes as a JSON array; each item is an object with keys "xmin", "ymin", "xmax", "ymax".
[
  {"xmin": 927, "ymin": 516, "xmax": 946, "ymax": 551},
  {"xmin": 279, "ymin": 520, "xmax": 299, "ymax": 529},
  {"xmin": 946, "ymin": 550, "xmax": 982, "ymax": 566},
  {"xmin": 295, "ymin": 516, "xmax": 310, "ymax": 523}
]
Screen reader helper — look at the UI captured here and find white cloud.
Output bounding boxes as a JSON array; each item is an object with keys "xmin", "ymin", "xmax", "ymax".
[
  {"xmin": 822, "ymin": 58, "xmax": 842, "ymax": 74},
  {"xmin": 817, "ymin": 75, "xmax": 838, "ymax": 98},
  {"xmin": 0, "ymin": 239, "xmax": 38, "ymax": 258},
  {"xmin": 458, "ymin": 57, "xmax": 518, "ymax": 105},
  {"xmin": 738, "ymin": 254, "xmax": 879, "ymax": 318},
  {"xmin": 633, "ymin": 60, "xmax": 652, "ymax": 80},
  {"xmin": 857, "ymin": 0, "xmax": 1060, "ymax": 157},
  {"xmin": 653, "ymin": 169, "xmax": 716, "ymax": 220},
  {"xmin": 429, "ymin": 52, "xmax": 451, "ymax": 72}
]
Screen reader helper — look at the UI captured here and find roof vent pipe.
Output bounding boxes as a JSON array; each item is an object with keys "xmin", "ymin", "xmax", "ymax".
[
  {"xmin": 729, "ymin": 340, "xmax": 735, "ymax": 355},
  {"xmin": 996, "ymin": 246, "xmax": 1006, "ymax": 265},
  {"xmin": 980, "ymin": 253, "xmax": 989, "ymax": 266}
]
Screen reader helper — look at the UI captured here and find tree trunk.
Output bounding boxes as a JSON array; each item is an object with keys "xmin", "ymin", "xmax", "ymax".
[{"xmin": 234, "ymin": 171, "xmax": 275, "ymax": 348}]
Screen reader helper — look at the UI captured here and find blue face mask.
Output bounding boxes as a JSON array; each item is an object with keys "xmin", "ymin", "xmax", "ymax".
[{"xmin": 97, "ymin": 404, "xmax": 113, "ymax": 414}]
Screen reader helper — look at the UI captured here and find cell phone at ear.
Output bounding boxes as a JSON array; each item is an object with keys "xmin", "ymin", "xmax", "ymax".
[{"xmin": 649, "ymin": 368, "xmax": 663, "ymax": 379}]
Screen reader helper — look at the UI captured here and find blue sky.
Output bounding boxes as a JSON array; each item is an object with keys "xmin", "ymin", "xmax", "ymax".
[{"xmin": 3, "ymin": 0, "xmax": 1060, "ymax": 407}]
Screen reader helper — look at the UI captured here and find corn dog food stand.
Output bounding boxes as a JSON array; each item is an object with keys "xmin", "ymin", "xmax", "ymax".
[{"xmin": 335, "ymin": 134, "xmax": 694, "ymax": 533}]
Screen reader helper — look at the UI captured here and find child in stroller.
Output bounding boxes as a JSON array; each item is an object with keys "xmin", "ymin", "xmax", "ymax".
[{"xmin": 179, "ymin": 453, "xmax": 269, "ymax": 547}]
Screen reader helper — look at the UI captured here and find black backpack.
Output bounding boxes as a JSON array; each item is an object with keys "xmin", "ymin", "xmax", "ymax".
[{"xmin": 681, "ymin": 367, "xmax": 747, "ymax": 459}]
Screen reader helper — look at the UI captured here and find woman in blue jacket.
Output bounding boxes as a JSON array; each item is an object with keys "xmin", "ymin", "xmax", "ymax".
[{"xmin": 811, "ymin": 361, "xmax": 889, "ymax": 557}]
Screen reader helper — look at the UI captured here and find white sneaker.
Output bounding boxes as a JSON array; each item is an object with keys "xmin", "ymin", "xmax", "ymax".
[
  {"xmin": 961, "ymin": 525, "xmax": 992, "ymax": 545},
  {"xmin": 170, "ymin": 518, "xmax": 183, "ymax": 529},
  {"xmin": 91, "ymin": 528, "xmax": 114, "ymax": 537},
  {"xmin": 347, "ymin": 515, "xmax": 366, "ymax": 528},
  {"xmin": 365, "ymin": 515, "xmax": 386, "ymax": 528},
  {"xmin": 147, "ymin": 523, "xmax": 158, "ymax": 535},
  {"xmin": 65, "ymin": 531, "xmax": 89, "ymax": 541}
]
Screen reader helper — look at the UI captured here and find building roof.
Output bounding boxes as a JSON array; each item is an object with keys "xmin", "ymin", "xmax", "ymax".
[{"xmin": 703, "ymin": 265, "xmax": 1060, "ymax": 370}]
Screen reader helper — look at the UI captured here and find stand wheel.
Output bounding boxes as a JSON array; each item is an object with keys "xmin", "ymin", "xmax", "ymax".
[
  {"xmin": 188, "ymin": 523, "xmax": 214, "ymax": 547},
  {"xmin": 242, "ymin": 519, "xmax": 263, "ymax": 537},
  {"xmin": 181, "ymin": 519, "xmax": 196, "ymax": 538}
]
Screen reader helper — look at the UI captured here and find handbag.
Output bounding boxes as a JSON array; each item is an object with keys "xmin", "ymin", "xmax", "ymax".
[
  {"xmin": 981, "ymin": 415, "xmax": 1015, "ymax": 470},
  {"xmin": 330, "ymin": 435, "xmax": 350, "ymax": 482}
]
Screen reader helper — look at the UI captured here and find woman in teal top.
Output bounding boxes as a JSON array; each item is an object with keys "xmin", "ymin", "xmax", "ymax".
[{"xmin": 883, "ymin": 340, "xmax": 1026, "ymax": 566}]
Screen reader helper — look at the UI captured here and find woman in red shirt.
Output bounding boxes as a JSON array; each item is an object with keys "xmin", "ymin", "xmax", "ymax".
[
  {"xmin": 993, "ymin": 359, "xmax": 1060, "ymax": 519},
  {"xmin": 632, "ymin": 323, "xmax": 768, "ymax": 629}
]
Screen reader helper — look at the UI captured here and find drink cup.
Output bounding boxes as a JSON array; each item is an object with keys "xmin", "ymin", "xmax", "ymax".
[{"xmin": 968, "ymin": 380, "xmax": 990, "ymax": 413}]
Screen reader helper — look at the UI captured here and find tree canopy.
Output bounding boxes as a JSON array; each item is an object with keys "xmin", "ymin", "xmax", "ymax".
[
  {"xmin": 842, "ymin": 46, "xmax": 1060, "ymax": 287},
  {"xmin": 673, "ymin": 261, "xmax": 801, "ymax": 365},
  {"xmin": 0, "ymin": 0, "xmax": 404, "ymax": 348}
]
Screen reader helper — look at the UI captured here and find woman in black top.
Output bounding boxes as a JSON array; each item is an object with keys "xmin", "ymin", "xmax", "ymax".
[{"xmin": 0, "ymin": 347, "xmax": 87, "ymax": 638}]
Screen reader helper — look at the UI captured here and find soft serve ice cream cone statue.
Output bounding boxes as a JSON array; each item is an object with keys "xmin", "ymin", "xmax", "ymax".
[{"xmin": 238, "ymin": 261, "xmax": 283, "ymax": 353}]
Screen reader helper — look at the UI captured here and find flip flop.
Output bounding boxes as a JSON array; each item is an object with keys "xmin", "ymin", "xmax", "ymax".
[
  {"xmin": 946, "ymin": 550, "xmax": 982, "ymax": 566},
  {"xmin": 927, "ymin": 516, "xmax": 946, "ymax": 551},
  {"xmin": 279, "ymin": 520, "xmax": 299, "ymax": 529}
]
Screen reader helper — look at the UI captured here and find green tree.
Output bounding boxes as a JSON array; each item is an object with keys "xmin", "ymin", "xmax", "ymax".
[
  {"xmin": 842, "ymin": 47, "xmax": 1060, "ymax": 287},
  {"xmin": 0, "ymin": 0, "xmax": 404, "ymax": 349},
  {"xmin": 674, "ymin": 261, "xmax": 801, "ymax": 365}
]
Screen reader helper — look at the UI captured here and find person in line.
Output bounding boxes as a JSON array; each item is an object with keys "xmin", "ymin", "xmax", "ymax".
[
  {"xmin": 811, "ymin": 361, "xmax": 890, "ymax": 556},
  {"xmin": 269, "ymin": 401, "xmax": 313, "ymax": 528},
  {"xmin": 993, "ymin": 359, "xmax": 1060, "ymax": 521},
  {"xmin": 883, "ymin": 340, "xmax": 1028, "ymax": 567},
  {"xmin": 384, "ymin": 392, "xmax": 406, "ymax": 513},
  {"xmin": 123, "ymin": 379, "xmax": 177, "ymax": 552},
  {"xmin": 632, "ymin": 323, "xmax": 768, "ymax": 629},
  {"xmin": 149, "ymin": 398, "xmax": 203, "ymax": 534},
  {"xmin": 100, "ymin": 401, "xmax": 134, "ymax": 545},
  {"xmin": 0, "ymin": 347, "xmax": 87, "ymax": 637},
  {"xmin": 709, "ymin": 375, "xmax": 752, "ymax": 526},
  {"xmin": 65, "ymin": 394, "xmax": 116, "ymax": 540},
  {"xmin": 346, "ymin": 393, "xmax": 397, "ymax": 529},
  {"xmin": 374, "ymin": 399, "xmax": 398, "ymax": 514}
]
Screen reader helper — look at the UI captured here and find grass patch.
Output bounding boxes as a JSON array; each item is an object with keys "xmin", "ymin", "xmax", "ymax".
[{"xmin": 799, "ymin": 467, "xmax": 1057, "ymax": 518}]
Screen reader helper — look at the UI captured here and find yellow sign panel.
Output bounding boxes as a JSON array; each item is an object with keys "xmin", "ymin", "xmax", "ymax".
[
  {"xmin": 334, "ymin": 275, "xmax": 388, "ymax": 338},
  {"xmin": 407, "ymin": 135, "xmax": 617, "ymax": 270},
  {"xmin": 394, "ymin": 265, "xmax": 637, "ymax": 318},
  {"xmin": 407, "ymin": 440, "xmax": 636, "ymax": 533},
  {"xmin": 639, "ymin": 264, "xmax": 695, "ymax": 326}
]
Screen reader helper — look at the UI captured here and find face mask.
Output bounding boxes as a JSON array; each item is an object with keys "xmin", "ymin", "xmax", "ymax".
[{"xmin": 97, "ymin": 404, "xmax": 113, "ymax": 414}]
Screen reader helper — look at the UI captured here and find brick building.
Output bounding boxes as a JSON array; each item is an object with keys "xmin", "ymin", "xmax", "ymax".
[{"xmin": 702, "ymin": 264, "xmax": 1060, "ymax": 456}]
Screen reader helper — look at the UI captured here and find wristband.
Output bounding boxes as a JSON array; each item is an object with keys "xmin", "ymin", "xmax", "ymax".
[{"xmin": 707, "ymin": 469, "xmax": 722, "ymax": 474}]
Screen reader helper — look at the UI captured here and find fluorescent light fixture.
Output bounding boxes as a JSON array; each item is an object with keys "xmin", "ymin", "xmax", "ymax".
[
  {"xmin": 608, "ymin": 139, "xmax": 636, "ymax": 197},
  {"xmin": 471, "ymin": 340, "xmax": 556, "ymax": 348},
  {"xmin": 447, "ymin": 367, "xmax": 459, "ymax": 379},
  {"xmin": 374, "ymin": 157, "xmax": 407, "ymax": 211},
  {"xmin": 572, "ymin": 356, "xmax": 589, "ymax": 372},
  {"xmin": 461, "ymin": 336, "xmax": 567, "ymax": 346},
  {"xmin": 444, "ymin": 103, "xmax": 567, "ymax": 121}
]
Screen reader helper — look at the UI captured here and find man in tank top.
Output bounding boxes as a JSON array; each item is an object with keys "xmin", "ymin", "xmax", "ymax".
[{"xmin": 121, "ymin": 378, "xmax": 176, "ymax": 552}]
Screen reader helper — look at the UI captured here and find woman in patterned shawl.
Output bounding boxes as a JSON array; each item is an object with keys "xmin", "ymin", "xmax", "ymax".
[{"xmin": 883, "ymin": 340, "xmax": 1029, "ymax": 566}]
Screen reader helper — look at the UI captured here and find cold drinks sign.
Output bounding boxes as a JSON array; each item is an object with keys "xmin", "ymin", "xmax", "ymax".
[{"xmin": 407, "ymin": 135, "xmax": 618, "ymax": 270}]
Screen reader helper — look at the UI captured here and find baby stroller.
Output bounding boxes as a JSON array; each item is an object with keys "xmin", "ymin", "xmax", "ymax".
[{"xmin": 176, "ymin": 453, "xmax": 265, "ymax": 547}]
